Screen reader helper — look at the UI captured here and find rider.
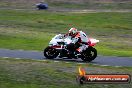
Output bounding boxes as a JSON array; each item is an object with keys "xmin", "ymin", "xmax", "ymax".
[{"xmin": 65, "ymin": 28, "xmax": 89, "ymax": 56}]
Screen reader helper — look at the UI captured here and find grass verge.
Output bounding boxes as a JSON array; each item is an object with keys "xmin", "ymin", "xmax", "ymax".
[
  {"xmin": 0, "ymin": 10, "xmax": 132, "ymax": 57},
  {"xmin": 0, "ymin": 58, "xmax": 132, "ymax": 88}
]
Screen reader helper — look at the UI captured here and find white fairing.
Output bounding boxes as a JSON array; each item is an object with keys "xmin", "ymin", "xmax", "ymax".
[
  {"xmin": 89, "ymin": 38, "xmax": 99, "ymax": 44},
  {"xmin": 49, "ymin": 34, "xmax": 72, "ymax": 46},
  {"xmin": 79, "ymin": 31, "xmax": 88, "ymax": 43},
  {"xmin": 49, "ymin": 34, "xmax": 99, "ymax": 46}
]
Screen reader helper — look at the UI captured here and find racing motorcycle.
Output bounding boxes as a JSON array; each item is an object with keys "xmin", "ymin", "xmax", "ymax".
[{"xmin": 44, "ymin": 34, "xmax": 99, "ymax": 62}]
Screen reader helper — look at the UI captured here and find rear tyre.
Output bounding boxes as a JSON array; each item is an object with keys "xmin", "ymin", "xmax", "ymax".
[
  {"xmin": 44, "ymin": 46, "xmax": 59, "ymax": 59},
  {"xmin": 81, "ymin": 47, "xmax": 97, "ymax": 62}
]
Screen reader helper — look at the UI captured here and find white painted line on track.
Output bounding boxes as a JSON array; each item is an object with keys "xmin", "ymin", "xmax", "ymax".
[
  {"xmin": 92, "ymin": 64, "xmax": 110, "ymax": 67},
  {"xmin": 15, "ymin": 58, "xmax": 21, "ymax": 59},
  {"xmin": 54, "ymin": 61, "xmax": 60, "ymax": 63},
  {"xmin": 114, "ymin": 66, "xmax": 122, "ymax": 67},
  {"xmin": 93, "ymin": 64, "xmax": 123, "ymax": 67},
  {"xmin": 65, "ymin": 62, "xmax": 70, "ymax": 63},
  {"xmin": 77, "ymin": 63, "xmax": 84, "ymax": 64},
  {"xmin": 93, "ymin": 64, "xmax": 99, "ymax": 65},
  {"xmin": 18, "ymin": 49, "xmax": 24, "ymax": 51},
  {"xmin": 100, "ymin": 65, "xmax": 110, "ymax": 66},
  {"xmin": 26, "ymin": 59, "xmax": 47, "ymax": 62},
  {"xmin": 42, "ymin": 60, "xmax": 47, "ymax": 62},
  {"xmin": 3, "ymin": 57, "xmax": 9, "ymax": 59}
]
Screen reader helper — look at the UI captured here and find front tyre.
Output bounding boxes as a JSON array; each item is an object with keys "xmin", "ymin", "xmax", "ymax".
[
  {"xmin": 44, "ymin": 46, "xmax": 59, "ymax": 59},
  {"xmin": 81, "ymin": 47, "xmax": 97, "ymax": 62}
]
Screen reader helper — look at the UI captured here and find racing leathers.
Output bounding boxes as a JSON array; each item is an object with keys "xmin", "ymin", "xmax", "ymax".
[
  {"xmin": 65, "ymin": 31, "xmax": 89, "ymax": 53},
  {"xmin": 71, "ymin": 31, "xmax": 89, "ymax": 53}
]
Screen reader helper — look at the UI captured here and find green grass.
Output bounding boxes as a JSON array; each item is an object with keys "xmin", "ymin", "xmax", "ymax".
[
  {"xmin": 0, "ymin": 58, "xmax": 132, "ymax": 88},
  {"xmin": 0, "ymin": 10, "xmax": 132, "ymax": 56}
]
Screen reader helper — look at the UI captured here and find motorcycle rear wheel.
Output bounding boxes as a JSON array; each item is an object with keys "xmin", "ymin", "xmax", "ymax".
[
  {"xmin": 44, "ymin": 46, "xmax": 59, "ymax": 59},
  {"xmin": 81, "ymin": 47, "xmax": 97, "ymax": 62}
]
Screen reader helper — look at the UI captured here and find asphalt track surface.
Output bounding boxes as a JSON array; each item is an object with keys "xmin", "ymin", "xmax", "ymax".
[{"xmin": 0, "ymin": 49, "xmax": 132, "ymax": 67}]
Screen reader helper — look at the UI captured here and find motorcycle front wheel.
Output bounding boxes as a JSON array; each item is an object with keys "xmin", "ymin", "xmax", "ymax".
[
  {"xmin": 44, "ymin": 46, "xmax": 59, "ymax": 59},
  {"xmin": 81, "ymin": 47, "xmax": 97, "ymax": 62}
]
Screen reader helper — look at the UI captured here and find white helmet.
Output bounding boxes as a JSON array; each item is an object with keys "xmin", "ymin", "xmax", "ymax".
[{"xmin": 69, "ymin": 28, "xmax": 77, "ymax": 35}]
